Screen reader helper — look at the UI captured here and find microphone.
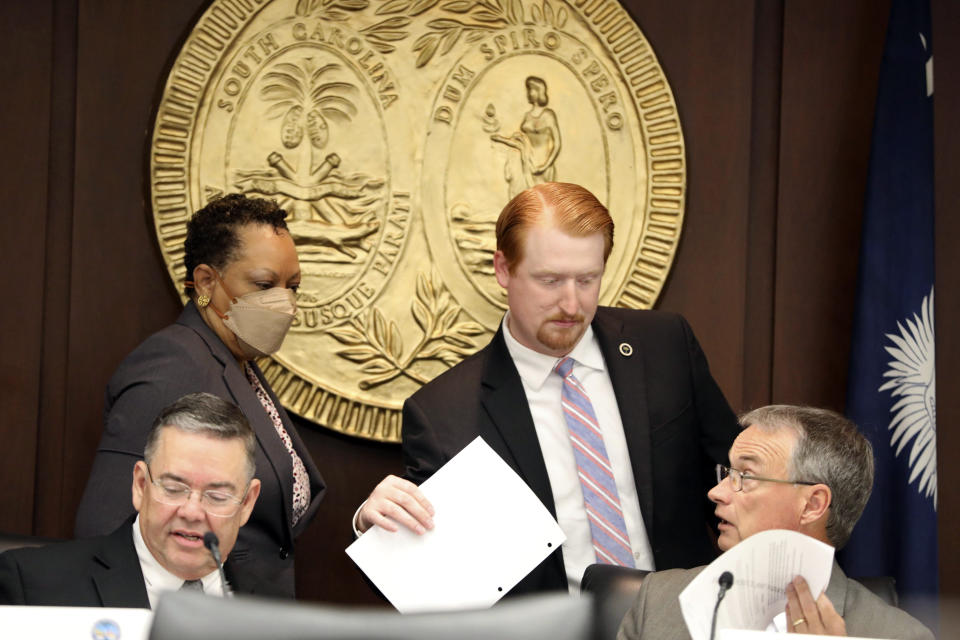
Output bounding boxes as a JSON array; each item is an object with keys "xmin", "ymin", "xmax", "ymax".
[
  {"xmin": 709, "ymin": 571, "xmax": 734, "ymax": 640},
  {"xmin": 202, "ymin": 532, "xmax": 230, "ymax": 597}
]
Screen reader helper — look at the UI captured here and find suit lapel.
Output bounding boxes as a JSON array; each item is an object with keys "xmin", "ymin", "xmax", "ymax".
[
  {"xmin": 479, "ymin": 329, "xmax": 558, "ymax": 518},
  {"xmin": 177, "ymin": 303, "xmax": 295, "ymax": 540},
  {"xmin": 91, "ymin": 520, "xmax": 150, "ymax": 608},
  {"xmin": 592, "ymin": 310, "xmax": 655, "ymax": 540}
]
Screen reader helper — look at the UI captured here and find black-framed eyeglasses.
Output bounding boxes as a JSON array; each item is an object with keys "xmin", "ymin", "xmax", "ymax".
[
  {"xmin": 145, "ymin": 465, "xmax": 247, "ymax": 517},
  {"xmin": 715, "ymin": 464, "xmax": 820, "ymax": 493}
]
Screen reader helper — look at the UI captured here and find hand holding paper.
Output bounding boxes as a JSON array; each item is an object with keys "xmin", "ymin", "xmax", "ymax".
[
  {"xmin": 346, "ymin": 437, "xmax": 566, "ymax": 613},
  {"xmin": 357, "ymin": 475, "xmax": 434, "ymax": 534},
  {"xmin": 679, "ymin": 529, "xmax": 835, "ymax": 640},
  {"xmin": 785, "ymin": 576, "xmax": 846, "ymax": 636}
]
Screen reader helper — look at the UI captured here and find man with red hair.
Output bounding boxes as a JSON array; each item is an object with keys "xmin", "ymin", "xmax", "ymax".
[{"xmin": 357, "ymin": 183, "xmax": 739, "ymax": 595}]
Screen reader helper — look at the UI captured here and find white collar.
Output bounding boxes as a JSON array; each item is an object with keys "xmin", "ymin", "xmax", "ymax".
[
  {"xmin": 500, "ymin": 311, "xmax": 606, "ymax": 390},
  {"xmin": 132, "ymin": 514, "xmax": 221, "ymax": 596}
]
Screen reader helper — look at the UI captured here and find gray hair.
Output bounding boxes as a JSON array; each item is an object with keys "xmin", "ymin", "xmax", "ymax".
[
  {"xmin": 144, "ymin": 392, "xmax": 257, "ymax": 482},
  {"xmin": 739, "ymin": 405, "xmax": 874, "ymax": 549}
]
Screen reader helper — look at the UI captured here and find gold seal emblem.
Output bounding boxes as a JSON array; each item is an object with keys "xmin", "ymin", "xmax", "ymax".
[{"xmin": 150, "ymin": 0, "xmax": 686, "ymax": 442}]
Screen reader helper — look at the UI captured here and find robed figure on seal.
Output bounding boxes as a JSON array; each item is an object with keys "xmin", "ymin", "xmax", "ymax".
[{"xmin": 491, "ymin": 76, "xmax": 562, "ymax": 198}]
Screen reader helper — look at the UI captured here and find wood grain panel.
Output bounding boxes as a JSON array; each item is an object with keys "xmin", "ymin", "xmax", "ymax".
[
  {"xmin": 932, "ymin": 0, "xmax": 960, "ymax": 603},
  {"xmin": 774, "ymin": 0, "xmax": 889, "ymax": 409},
  {"xmin": 0, "ymin": 0, "xmax": 955, "ymax": 609},
  {"xmin": 0, "ymin": 0, "xmax": 53, "ymax": 534},
  {"xmin": 58, "ymin": 0, "xmax": 206, "ymax": 535},
  {"xmin": 623, "ymin": 0, "xmax": 757, "ymax": 413}
]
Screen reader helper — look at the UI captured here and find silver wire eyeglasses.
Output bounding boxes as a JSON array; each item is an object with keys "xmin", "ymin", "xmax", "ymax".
[
  {"xmin": 146, "ymin": 465, "xmax": 247, "ymax": 517},
  {"xmin": 715, "ymin": 464, "xmax": 820, "ymax": 492}
]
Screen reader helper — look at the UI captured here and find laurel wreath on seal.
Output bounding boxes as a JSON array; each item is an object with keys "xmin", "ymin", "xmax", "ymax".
[
  {"xmin": 296, "ymin": 0, "xmax": 569, "ymax": 65},
  {"xmin": 295, "ymin": 0, "xmax": 413, "ymax": 54},
  {"xmin": 381, "ymin": 0, "xmax": 570, "ymax": 67},
  {"xmin": 328, "ymin": 269, "xmax": 485, "ymax": 389}
]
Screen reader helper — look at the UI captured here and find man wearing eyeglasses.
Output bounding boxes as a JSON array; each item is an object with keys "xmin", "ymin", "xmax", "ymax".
[
  {"xmin": 617, "ymin": 405, "xmax": 932, "ymax": 640},
  {"xmin": 0, "ymin": 392, "xmax": 261, "ymax": 608}
]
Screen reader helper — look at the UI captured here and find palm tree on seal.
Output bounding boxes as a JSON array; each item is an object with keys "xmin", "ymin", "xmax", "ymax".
[{"xmin": 260, "ymin": 59, "xmax": 359, "ymax": 183}]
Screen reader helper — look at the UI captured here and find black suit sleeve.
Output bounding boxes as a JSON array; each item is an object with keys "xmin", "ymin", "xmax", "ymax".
[
  {"xmin": 680, "ymin": 315, "xmax": 739, "ymax": 462},
  {"xmin": 400, "ymin": 395, "xmax": 446, "ymax": 485},
  {"xmin": 0, "ymin": 552, "xmax": 26, "ymax": 605},
  {"xmin": 75, "ymin": 334, "xmax": 221, "ymax": 538},
  {"xmin": 679, "ymin": 315, "xmax": 740, "ymax": 523}
]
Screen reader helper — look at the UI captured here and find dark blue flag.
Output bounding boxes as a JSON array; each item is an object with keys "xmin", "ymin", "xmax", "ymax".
[{"xmin": 839, "ymin": 0, "xmax": 937, "ymax": 629}]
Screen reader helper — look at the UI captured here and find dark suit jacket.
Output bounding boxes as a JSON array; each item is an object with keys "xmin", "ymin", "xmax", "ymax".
[
  {"xmin": 617, "ymin": 562, "xmax": 934, "ymax": 640},
  {"xmin": 0, "ymin": 521, "xmax": 147, "ymax": 607},
  {"xmin": 402, "ymin": 307, "xmax": 739, "ymax": 594},
  {"xmin": 74, "ymin": 302, "xmax": 325, "ymax": 598}
]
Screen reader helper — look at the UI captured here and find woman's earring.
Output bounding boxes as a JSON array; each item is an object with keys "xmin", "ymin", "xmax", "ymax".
[{"xmin": 197, "ymin": 294, "xmax": 211, "ymax": 308}]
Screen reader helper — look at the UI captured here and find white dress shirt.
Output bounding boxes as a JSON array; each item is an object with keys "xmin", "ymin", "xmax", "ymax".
[
  {"xmin": 132, "ymin": 515, "xmax": 224, "ymax": 609},
  {"xmin": 501, "ymin": 314, "xmax": 655, "ymax": 593}
]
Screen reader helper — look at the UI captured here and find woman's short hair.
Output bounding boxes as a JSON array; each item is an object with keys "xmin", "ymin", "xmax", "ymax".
[
  {"xmin": 183, "ymin": 194, "xmax": 289, "ymax": 295},
  {"xmin": 495, "ymin": 182, "xmax": 614, "ymax": 273}
]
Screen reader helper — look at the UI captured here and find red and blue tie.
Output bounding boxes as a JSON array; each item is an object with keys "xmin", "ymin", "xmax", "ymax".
[{"xmin": 555, "ymin": 356, "xmax": 635, "ymax": 567}]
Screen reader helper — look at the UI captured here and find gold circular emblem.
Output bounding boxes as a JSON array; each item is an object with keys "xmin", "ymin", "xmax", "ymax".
[
  {"xmin": 618, "ymin": 342, "xmax": 633, "ymax": 357},
  {"xmin": 150, "ymin": 0, "xmax": 686, "ymax": 442}
]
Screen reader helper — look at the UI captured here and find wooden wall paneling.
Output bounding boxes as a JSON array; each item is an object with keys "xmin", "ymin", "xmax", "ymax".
[
  {"xmin": 740, "ymin": 1, "xmax": 783, "ymax": 412},
  {"xmin": 4, "ymin": 0, "xmax": 954, "ymax": 610},
  {"xmin": 932, "ymin": 0, "xmax": 960, "ymax": 609},
  {"xmin": 619, "ymin": 0, "xmax": 758, "ymax": 413},
  {"xmin": 0, "ymin": 0, "xmax": 54, "ymax": 535},
  {"xmin": 33, "ymin": 0, "xmax": 79, "ymax": 538},
  {"xmin": 60, "ymin": 0, "xmax": 209, "ymax": 536},
  {"xmin": 773, "ymin": 0, "xmax": 889, "ymax": 410},
  {"xmin": 294, "ymin": 421, "xmax": 403, "ymax": 604}
]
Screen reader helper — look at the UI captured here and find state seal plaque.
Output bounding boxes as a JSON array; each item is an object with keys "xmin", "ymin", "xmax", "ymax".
[{"xmin": 150, "ymin": 0, "xmax": 686, "ymax": 442}]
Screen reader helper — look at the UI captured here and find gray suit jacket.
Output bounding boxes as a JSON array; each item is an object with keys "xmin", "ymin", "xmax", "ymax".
[
  {"xmin": 403, "ymin": 308, "xmax": 740, "ymax": 594},
  {"xmin": 74, "ymin": 302, "xmax": 325, "ymax": 598},
  {"xmin": 617, "ymin": 562, "xmax": 933, "ymax": 640}
]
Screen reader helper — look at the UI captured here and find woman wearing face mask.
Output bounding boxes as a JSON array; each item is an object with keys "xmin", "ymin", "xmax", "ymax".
[{"xmin": 75, "ymin": 194, "xmax": 325, "ymax": 599}]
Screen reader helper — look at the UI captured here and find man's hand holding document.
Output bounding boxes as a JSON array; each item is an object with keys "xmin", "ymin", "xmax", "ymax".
[
  {"xmin": 679, "ymin": 529, "xmax": 833, "ymax": 640},
  {"xmin": 346, "ymin": 437, "xmax": 566, "ymax": 613}
]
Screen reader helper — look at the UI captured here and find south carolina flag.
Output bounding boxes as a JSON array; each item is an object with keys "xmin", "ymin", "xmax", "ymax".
[{"xmin": 839, "ymin": 0, "xmax": 937, "ymax": 630}]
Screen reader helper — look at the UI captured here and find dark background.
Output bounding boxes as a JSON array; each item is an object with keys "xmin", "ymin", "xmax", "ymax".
[{"xmin": 1, "ymin": 0, "xmax": 957, "ymax": 609}]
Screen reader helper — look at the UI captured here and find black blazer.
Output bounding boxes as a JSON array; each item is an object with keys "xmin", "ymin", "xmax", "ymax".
[
  {"xmin": 0, "ymin": 518, "xmax": 250, "ymax": 607},
  {"xmin": 74, "ymin": 302, "xmax": 325, "ymax": 598},
  {"xmin": 0, "ymin": 520, "xmax": 148, "ymax": 607},
  {"xmin": 402, "ymin": 308, "xmax": 739, "ymax": 594}
]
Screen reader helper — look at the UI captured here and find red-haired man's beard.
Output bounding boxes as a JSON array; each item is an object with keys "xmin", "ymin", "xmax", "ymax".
[{"xmin": 536, "ymin": 312, "xmax": 587, "ymax": 354}]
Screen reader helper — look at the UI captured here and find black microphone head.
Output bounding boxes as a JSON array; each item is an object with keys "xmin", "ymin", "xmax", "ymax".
[
  {"xmin": 203, "ymin": 532, "xmax": 219, "ymax": 551},
  {"xmin": 719, "ymin": 571, "xmax": 734, "ymax": 589}
]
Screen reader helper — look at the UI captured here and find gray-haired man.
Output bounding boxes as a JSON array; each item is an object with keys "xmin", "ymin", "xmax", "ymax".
[
  {"xmin": 0, "ymin": 392, "xmax": 261, "ymax": 608},
  {"xmin": 618, "ymin": 405, "xmax": 932, "ymax": 640}
]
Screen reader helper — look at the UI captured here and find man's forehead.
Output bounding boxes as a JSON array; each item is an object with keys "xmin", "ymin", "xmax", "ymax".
[
  {"xmin": 524, "ymin": 223, "xmax": 604, "ymax": 255},
  {"xmin": 728, "ymin": 424, "xmax": 796, "ymax": 467},
  {"xmin": 154, "ymin": 428, "xmax": 246, "ymax": 467}
]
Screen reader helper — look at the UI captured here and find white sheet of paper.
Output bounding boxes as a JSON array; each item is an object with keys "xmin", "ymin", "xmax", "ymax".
[
  {"xmin": 346, "ymin": 437, "xmax": 566, "ymax": 613},
  {"xmin": 0, "ymin": 606, "xmax": 152, "ymax": 640},
  {"xmin": 679, "ymin": 529, "xmax": 834, "ymax": 640}
]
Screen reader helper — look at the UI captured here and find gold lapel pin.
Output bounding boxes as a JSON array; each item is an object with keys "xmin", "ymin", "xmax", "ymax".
[{"xmin": 619, "ymin": 342, "xmax": 633, "ymax": 357}]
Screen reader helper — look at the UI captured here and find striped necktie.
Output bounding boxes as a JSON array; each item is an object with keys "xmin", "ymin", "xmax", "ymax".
[{"xmin": 554, "ymin": 356, "xmax": 635, "ymax": 567}]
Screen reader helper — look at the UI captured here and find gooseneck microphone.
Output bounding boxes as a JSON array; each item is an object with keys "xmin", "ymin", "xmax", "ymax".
[
  {"xmin": 709, "ymin": 571, "xmax": 734, "ymax": 640},
  {"xmin": 203, "ymin": 532, "xmax": 230, "ymax": 597}
]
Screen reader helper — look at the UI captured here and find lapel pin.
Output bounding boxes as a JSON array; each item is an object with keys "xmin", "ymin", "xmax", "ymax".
[{"xmin": 619, "ymin": 342, "xmax": 633, "ymax": 357}]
